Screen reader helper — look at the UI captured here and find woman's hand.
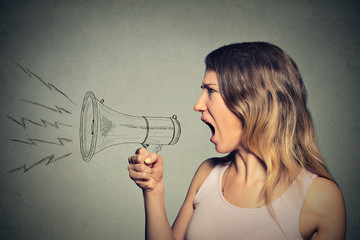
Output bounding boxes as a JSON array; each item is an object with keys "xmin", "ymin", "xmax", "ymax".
[{"xmin": 128, "ymin": 147, "xmax": 164, "ymax": 193}]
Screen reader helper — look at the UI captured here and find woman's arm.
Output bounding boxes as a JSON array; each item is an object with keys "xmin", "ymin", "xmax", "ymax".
[
  {"xmin": 128, "ymin": 147, "xmax": 173, "ymax": 240},
  {"xmin": 143, "ymin": 179, "xmax": 173, "ymax": 240},
  {"xmin": 300, "ymin": 177, "xmax": 346, "ymax": 240},
  {"xmin": 128, "ymin": 148, "xmax": 215, "ymax": 240}
]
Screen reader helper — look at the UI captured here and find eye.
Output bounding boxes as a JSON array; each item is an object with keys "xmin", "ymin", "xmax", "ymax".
[
  {"xmin": 206, "ymin": 87, "xmax": 217, "ymax": 97},
  {"xmin": 208, "ymin": 88, "xmax": 215, "ymax": 94},
  {"xmin": 200, "ymin": 85, "xmax": 218, "ymax": 97}
]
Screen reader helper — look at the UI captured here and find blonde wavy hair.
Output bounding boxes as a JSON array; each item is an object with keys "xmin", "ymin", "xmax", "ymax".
[{"xmin": 205, "ymin": 42, "xmax": 334, "ymax": 207}]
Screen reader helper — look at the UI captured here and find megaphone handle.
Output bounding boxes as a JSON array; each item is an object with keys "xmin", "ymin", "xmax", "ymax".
[{"xmin": 142, "ymin": 144, "xmax": 162, "ymax": 154}]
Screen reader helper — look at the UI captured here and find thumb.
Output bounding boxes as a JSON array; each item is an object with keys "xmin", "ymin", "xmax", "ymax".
[
  {"xmin": 144, "ymin": 157, "xmax": 153, "ymax": 165},
  {"xmin": 144, "ymin": 152, "xmax": 162, "ymax": 167},
  {"xmin": 144, "ymin": 153, "xmax": 158, "ymax": 165}
]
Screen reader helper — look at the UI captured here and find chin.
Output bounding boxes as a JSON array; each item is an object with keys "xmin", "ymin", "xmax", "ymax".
[{"xmin": 214, "ymin": 145, "xmax": 232, "ymax": 154}]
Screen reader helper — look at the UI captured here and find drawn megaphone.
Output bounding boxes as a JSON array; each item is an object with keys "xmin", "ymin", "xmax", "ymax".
[{"xmin": 80, "ymin": 91, "xmax": 181, "ymax": 161}]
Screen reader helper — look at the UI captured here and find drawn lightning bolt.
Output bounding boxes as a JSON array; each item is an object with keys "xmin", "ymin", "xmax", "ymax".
[
  {"xmin": 7, "ymin": 152, "xmax": 72, "ymax": 174},
  {"xmin": 10, "ymin": 137, "xmax": 72, "ymax": 146},
  {"xmin": 6, "ymin": 115, "xmax": 72, "ymax": 130},
  {"xmin": 12, "ymin": 60, "xmax": 76, "ymax": 105},
  {"xmin": 19, "ymin": 99, "xmax": 72, "ymax": 114}
]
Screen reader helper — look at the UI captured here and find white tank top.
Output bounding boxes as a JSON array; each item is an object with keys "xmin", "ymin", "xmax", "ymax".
[{"xmin": 186, "ymin": 164, "xmax": 317, "ymax": 240}]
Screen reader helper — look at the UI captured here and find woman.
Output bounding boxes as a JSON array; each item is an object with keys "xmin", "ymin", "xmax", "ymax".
[{"xmin": 128, "ymin": 42, "xmax": 346, "ymax": 239}]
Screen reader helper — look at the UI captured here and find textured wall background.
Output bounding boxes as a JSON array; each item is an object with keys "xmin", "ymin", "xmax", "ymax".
[{"xmin": 0, "ymin": 0, "xmax": 359, "ymax": 239}]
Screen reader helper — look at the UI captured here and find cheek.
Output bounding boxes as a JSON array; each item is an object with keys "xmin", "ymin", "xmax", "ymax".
[
  {"xmin": 212, "ymin": 96, "xmax": 243, "ymax": 138},
  {"xmin": 223, "ymin": 110, "xmax": 243, "ymax": 132},
  {"xmin": 215, "ymin": 125, "xmax": 243, "ymax": 153},
  {"xmin": 227, "ymin": 116, "xmax": 243, "ymax": 144}
]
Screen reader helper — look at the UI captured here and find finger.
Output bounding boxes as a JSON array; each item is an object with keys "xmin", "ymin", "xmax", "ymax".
[
  {"xmin": 136, "ymin": 147, "xmax": 149, "ymax": 155},
  {"xmin": 128, "ymin": 168, "xmax": 151, "ymax": 181},
  {"xmin": 128, "ymin": 155, "xmax": 134, "ymax": 164},
  {"xmin": 128, "ymin": 163, "xmax": 152, "ymax": 174},
  {"xmin": 133, "ymin": 179, "xmax": 152, "ymax": 190},
  {"xmin": 128, "ymin": 153, "xmax": 146, "ymax": 164},
  {"xmin": 128, "ymin": 155, "xmax": 138, "ymax": 164}
]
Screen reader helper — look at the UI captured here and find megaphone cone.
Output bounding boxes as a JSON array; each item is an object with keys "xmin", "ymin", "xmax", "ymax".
[{"xmin": 80, "ymin": 91, "xmax": 181, "ymax": 161}]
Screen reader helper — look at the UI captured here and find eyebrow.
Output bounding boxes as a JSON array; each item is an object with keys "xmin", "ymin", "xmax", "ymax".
[{"xmin": 201, "ymin": 83, "xmax": 218, "ymax": 88}]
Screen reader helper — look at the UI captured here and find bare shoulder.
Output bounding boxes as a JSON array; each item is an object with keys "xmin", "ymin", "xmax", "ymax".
[
  {"xmin": 191, "ymin": 157, "xmax": 222, "ymax": 192},
  {"xmin": 301, "ymin": 177, "xmax": 346, "ymax": 239},
  {"xmin": 196, "ymin": 157, "xmax": 220, "ymax": 175},
  {"xmin": 305, "ymin": 177, "xmax": 345, "ymax": 213}
]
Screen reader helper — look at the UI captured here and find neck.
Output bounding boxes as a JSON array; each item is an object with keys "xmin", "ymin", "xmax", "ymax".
[
  {"xmin": 221, "ymin": 148, "xmax": 268, "ymax": 208},
  {"xmin": 231, "ymin": 148, "xmax": 267, "ymax": 184}
]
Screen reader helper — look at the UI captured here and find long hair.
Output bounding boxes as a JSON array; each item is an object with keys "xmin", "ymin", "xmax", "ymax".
[{"xmin": 205, "ymin": 42, "xmax": 334, "ymax": 206}]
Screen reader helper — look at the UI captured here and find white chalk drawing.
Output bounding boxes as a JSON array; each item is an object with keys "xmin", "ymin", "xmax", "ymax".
[{"xmin": 79, "ymin": 91, "xmax": 181, "ymax": 161}]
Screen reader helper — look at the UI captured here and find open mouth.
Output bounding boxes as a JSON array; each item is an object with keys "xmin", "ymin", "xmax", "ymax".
[{"xmin": 203, "ymin": 120, "xmax": 215, "ymax": 137}]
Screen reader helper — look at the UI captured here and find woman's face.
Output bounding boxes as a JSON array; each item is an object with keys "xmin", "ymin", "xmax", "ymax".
[{"xmin": 194, "ymin": 70, "xmax": 243, "ymax": 153}]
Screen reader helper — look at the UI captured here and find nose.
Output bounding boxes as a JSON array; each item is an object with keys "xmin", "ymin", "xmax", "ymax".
[{"xmin": 194, "ymin": 93, "xmax": 207, "ymax": 112}]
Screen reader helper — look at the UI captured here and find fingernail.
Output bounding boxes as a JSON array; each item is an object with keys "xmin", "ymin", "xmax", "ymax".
[{"xmin": 144, "ymin": 158, "xmax": 151, "ymax": 164}]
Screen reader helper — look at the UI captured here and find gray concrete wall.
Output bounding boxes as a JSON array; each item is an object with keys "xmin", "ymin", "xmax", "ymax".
[{"xmin": 0, "ymin": 0, "xmax": 359, "ymax": 239}]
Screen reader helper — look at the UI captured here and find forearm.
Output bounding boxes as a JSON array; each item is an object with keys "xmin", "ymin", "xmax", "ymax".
[{"xmin": 143, "ymin": 180, "xmax": 174, "ymax": 240}]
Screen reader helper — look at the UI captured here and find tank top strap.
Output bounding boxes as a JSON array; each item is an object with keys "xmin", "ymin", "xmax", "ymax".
[{"xmin": 193, "ymin": 163, "xmax": 228, "ymax": 207}]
